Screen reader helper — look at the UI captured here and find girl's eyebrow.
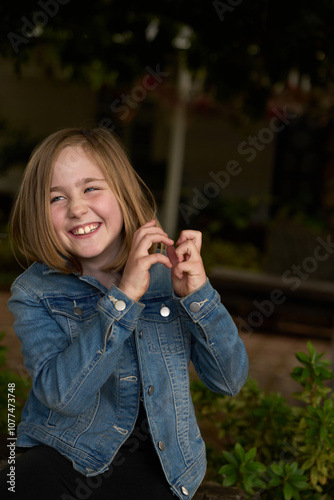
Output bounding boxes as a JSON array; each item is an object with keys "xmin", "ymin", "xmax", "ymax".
[{"xmin": 50, "ymin": 177, "xmax": 106, "ymax": 192}]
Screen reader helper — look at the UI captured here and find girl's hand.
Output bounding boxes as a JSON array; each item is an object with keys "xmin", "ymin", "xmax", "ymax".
[
  {"xmin": 118, "ymin": 220, "xmax": 173, "ymax": 302},
  {"xmin": 167, "ymin": 230, "xmax": 207, "ymax": 297}
]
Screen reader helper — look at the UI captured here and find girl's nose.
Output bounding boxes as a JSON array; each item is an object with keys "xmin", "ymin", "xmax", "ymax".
[{"xmin": 68, "ymin": 198, "xmax": 88, "ymax": 218}]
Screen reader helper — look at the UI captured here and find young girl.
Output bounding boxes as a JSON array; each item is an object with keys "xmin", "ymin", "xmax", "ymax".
[{"xmin": 0, "ymin": 127, "xmax": 248, "ymax": 499}]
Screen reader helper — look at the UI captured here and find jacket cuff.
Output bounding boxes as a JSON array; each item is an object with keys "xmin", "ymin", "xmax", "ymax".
[
  {"xmin": 175, "ymin": 279, "xmax": 221, "ymax": 321},
  {"xmin": 97, "ymin": 284, "xmax": 145, "ymax": 328}
]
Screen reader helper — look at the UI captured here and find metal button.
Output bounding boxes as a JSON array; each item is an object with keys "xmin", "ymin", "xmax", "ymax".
[
  {"xmin": 189, "ymin": 302, "xmax": 201, "ymax": 313},
  {"xmin": 148, "ymin": 385, "xmax": 155, "ymax": 396},
  {"xmin": 181, "ymin": 486, "xmax": 189, "ymax": 496},
  {"xmin": 114, "ymin": 300, "xmax": 126, "ymax": 311},
  {"xmin": 73, "ymin": 306, "xmax": 83, "ymax": 316},
  {"xmin": 138, "ymin": 330, "xmax": 143, "ymax": 339},
  {"xmin": 160, "ymin": 305, "xmax": 170, "ymax": 317},
  {"xmin": 158, "ymin": 441, "xmax": 165, "ymax": 451}
]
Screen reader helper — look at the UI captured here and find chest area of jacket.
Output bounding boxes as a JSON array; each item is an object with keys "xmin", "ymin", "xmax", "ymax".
[{"xmin": 43, "ymin": 292, "xmax": 191, "ymax": 353}]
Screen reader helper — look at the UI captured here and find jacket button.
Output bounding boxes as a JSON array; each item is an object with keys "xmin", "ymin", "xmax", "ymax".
[
  {"xmin": 148, "ymin": 385, "xmax": 155, "ymax": 396},
  {"xmin": 73, "ymin": 306, "xmax": 83, "ymax": 316},
  {"xmin": 138, "ymin": 330, "xmax": 143, "ymax": 339},
  {"xmin": 189, "ymin": 302, "xmax": 201, "ymax": 313},
  {"xmin": 114, "ymin": 300, "xmax": 126, "ymax": 311},
  {"xmin": 181, "ymin": 486, "xmax": 189, "ymax": 496},
  {"xmin": 160, "ymin": 305, "xmax": 170, "ymax": 317},
  {"xmin": 158, "ymin": 441, "xmax": 165, "ymax": 451}
]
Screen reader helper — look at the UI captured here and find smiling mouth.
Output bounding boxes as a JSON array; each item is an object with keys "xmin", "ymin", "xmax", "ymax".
[{"xmin": 71, "ymin": 223, "xmax": 101, "ymax": 236}]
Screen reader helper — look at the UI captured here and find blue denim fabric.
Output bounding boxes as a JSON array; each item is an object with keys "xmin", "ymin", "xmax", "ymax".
[{"xmin": 8, "ymin": 261, "xmax": 248, "ymax": 499}]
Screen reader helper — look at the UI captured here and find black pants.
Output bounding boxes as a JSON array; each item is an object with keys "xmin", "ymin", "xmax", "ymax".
[
  {"xmin": 0, "ymin": 404, "xmax": 176, "ymax": 499},
  {"xmin": 0, "ymin": 443, "xmax": 176, "ymax": 499}
]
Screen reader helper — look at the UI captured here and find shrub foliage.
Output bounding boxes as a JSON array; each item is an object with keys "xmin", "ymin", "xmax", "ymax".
[{"xmin": 191, "ymin": 341, "xmax": 334, "ymax": 499}]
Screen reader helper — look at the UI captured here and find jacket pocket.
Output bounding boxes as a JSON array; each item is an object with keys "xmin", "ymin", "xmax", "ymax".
[
  {"xmin": 46, "ymin": 392, "xmax": 101, "ymax": 447},
  {"xmin": 45, "ymin": 292, "xmax": 101, "ymax": 341},
  {"xmin": 46, "ymin": 292, "xmax": 101, "ymax": 321},
  {"xmin": 140, "ymin": 299, "xmax": 188, "ymax": 354}
]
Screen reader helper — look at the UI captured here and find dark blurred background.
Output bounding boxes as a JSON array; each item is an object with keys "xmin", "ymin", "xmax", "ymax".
[
  {"xmin": 0, "ymin": 0, "xmax": 334, "ymax": 286},
  {"xmin": 0, "ymin": 0, "xmax": 334, "ymax": 412}
]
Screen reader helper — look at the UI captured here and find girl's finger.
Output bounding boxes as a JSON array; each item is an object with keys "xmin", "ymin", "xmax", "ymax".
[
  {"xmin": 131, "ymin": 223, "xmax": 172, "ymax": 250},
  {"xmin": 166, "ymin": 245, "xmax": 179, "ymax": 268},
  {"xmin": 174, "ymin": 239, "xmax": 200, "ymax": 262},
  {"xmin": 136, "ymin": 233, "xmax": 174, "ymax": 253},
  {"xmin": 176, "ymin": 230, "xmax": 202, "ymax": 252}
]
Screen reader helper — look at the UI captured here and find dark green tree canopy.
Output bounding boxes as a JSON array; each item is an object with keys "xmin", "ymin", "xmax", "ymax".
[{"xmin": 1, "ymin": 0, "xmax": 334, "ymax": 114}]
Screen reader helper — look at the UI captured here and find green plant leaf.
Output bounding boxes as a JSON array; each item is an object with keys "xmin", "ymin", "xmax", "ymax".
[
  {"xmin": 243, "ymin": 474, "xmax": 255, "ymax": 495},
  {"xmin": 222, "ymin": 450, "xmax": 239, "ymax": 466},
  {"xmin": 252, "ymin": 476, "xmax": 267, "ymax": 489},
  {"xmin": 296, "ymin": 352, "xmax": 310, "ymax": 364},
  {"xmin": 219, "ymin": 463, "xmax": 236, "ymax": 477},
  {"xmin": 283, "ymin": 481, "xmax": 295, "ymax": 500},
  {"xmin": 268, "ymin": 476, "xmax": 282, "ymax": 488},
  {"xmin": 234, "ymin": 442, "xmax": 246, "ymax": 462},
  {"xmin": 270, "ymin": 462, "xmax": 284, "ymax": 476},
  {"xmin": 289, "ymin": 477, "xmax": 309, "ymax": 490},
  {"xmin": 301, "ymin": 457, "xmax": 315, "ymax": 470},
  {"xmin": 310, "ymin": 466, "xmax": 319, "ymax": 486},
  {"xmin": 245, "ymin": 447, "xmax": 257, "ymax": 462},
  {"xmin": 324, "ymin": 399, "xmax": 333, "ymax": 411},
  {"xmin": 222, "ymin": 467, "xmax": 238, "ymax": 487},
  {"xmin": 320, "ymin": 425, "xmax": 328, "ymax": 440},
  {"xmin": 287, "ymin": 461, "xmax": 299, "ymax": 474},
  {"xmin": 245, "ymin": 462, "xmax": 267, "ymax": 473},
  {"xmin": 307, "ymin": 341, "xmax": 316, "ymax": 359}
]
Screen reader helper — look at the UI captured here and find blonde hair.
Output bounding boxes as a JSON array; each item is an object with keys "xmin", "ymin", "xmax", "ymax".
[{"xmin": 10, "ymin": 127, "xmax": 160, "ymax": 274}]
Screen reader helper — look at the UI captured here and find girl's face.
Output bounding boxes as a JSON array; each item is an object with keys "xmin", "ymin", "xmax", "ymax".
[{"xmin": 50, "ymin": 145, "xmax": 124, "ymax": 275}]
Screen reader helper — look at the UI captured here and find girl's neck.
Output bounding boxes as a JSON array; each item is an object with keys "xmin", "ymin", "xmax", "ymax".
[{"xmin": 82, "ymin": 266, "xmax": 122, "ymax": 290}]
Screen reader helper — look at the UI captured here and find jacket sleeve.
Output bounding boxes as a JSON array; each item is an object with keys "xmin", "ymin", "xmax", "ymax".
[
  {"xmin": 178, "ymin": 279, "xmax": 249, "ymax": 396},
  {"xmin": 8, "ymin": 283, "xmax": 144, "ymax": 417}
]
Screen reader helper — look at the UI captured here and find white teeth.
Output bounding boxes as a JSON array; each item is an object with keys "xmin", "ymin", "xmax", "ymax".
[{"xmin": 73, "ymin": 224, "xmax": 99, "ymax": 235}]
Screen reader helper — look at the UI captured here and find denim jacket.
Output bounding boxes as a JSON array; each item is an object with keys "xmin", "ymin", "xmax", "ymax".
[{"xmin": 8, "ymin": 260, "xmax": 248, "ymax": 499}]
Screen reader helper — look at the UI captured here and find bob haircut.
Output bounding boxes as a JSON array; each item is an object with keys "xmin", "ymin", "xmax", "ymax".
[{"xmin": 10, "ymin": 127, "xmax": 161, "ymax": 275}]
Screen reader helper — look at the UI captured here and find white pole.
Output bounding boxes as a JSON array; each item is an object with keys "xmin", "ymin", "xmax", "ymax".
[{"xmin": 160, "ymin": 54, "xmax": 192, "ymax": 239}]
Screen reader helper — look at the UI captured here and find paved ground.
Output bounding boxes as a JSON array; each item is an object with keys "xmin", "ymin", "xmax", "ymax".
[{"xmin": 0, "ymin": 290, "xmax": 332, "ymax": 403}]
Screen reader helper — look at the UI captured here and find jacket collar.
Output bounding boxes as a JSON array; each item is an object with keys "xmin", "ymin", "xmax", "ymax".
[
  {"xmin": 42, "ymin": 262, "xmax": 80, "ymax": 277},
  {"xmin": 42, "ymin": 261, "xmax": 173, "ymax": 298},
  {"xmin": 42, "ymin": 262, "xmax": 63, "ymax": 275}
]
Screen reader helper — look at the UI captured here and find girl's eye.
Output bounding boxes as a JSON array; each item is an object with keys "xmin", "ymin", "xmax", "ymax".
[
  {"xmin": 51, "ymin": 195, "xmax": 65, "ymax": 203},
  {"xmin": 85, "ymin": 187, "xmax": 98, "ymax": 193}
]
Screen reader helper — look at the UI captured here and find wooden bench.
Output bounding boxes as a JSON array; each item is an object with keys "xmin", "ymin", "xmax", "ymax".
[
  {"xmin": 208, "ymin": 266, "xmax": 334, "ymax": 369},
  {"xmin": 194, "ymin": 482, "xmax": 244, "ymax": 499}
]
